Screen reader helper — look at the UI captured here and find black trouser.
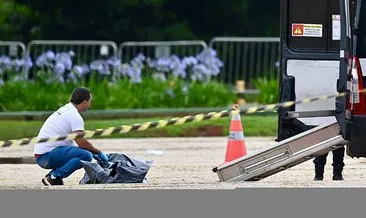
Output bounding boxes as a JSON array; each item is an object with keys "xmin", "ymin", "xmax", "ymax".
[{"xmin": 313, "ymin": 146, "xmax": 345, "ymax": 168}]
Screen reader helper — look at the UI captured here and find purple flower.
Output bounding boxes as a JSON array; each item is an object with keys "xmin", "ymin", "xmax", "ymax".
[
  {"xmin": 195, "ymin": 64, "xmax": 211, "ymax": 75},
  {"xmin": 55, "ymin": 52, "xmax": 73, "ymax": 70},
  {"xmin": 127, "ymin": 65, "xmax": 142, "ymax": 83},
  {"xmin": 54, "ymin": 62, "xmax": 65, "ymax": 83},
  {"xmin": 35, "ymin": 55, "xmax": 46, "ymax": 67},
  {"xmin": 107, "ymin": 56, "xmax": 122, "ymax": 68},
  {"xmin": 73, "ymin": 64, "xmax": 89, "ymax": 77},
  {"xmin": 107, "ymin": 56, "xmax": 123, "ymax": 77},
  {"xmin": 130, "ymin": 53, "xmax": 145, "ymax": 68},
  {"xmin": 195, "ymin": 48, "xmax": 223, "ymax": 77},
  {"xmin": 119, "ymin": 64, "xmax": 130, "ymax": 76},
  {"xmin": 0, "ymin": 55, "xmax": 34, "ymax": 81},
  {"xmin": 149, "ymin": 55, "xmax": 182, "ymax": 74},
  {"xmin": 12, "ymin": 59, "xmax": 23, "ymax": 71},
  {"xmin": 90, "ymin": 61, "xmax": 103, "ymax": 71},
  {"xmin": 81, "ymin": 64, "xmax": 90, "ymax": 74},
  {"xmin": 36, "ymin": 52, "xmax": 53, "ymax": 68},
  {"xmin": 154, "ymin": 58, "xmax": 171, "ymax": 72},
  {"xmin": 55, "ymin": 62, "xmax": 65, "ymax": 75},
  {"xmin": 0, "ymin": 56, "xmax": 12, "ymax": 70},
  {"xmin": 0, "ymin": 48, "xmax": 225, "ymax": 84},
  {"xmin": 168, "ymin": 55, "xmax": 181, "ymax": 69},
  {"xmin": 118, "ymin": 55, "xmax": 144, "ymax": 83},
  {"xmin": 73, "ymin": 65, "xmax": 83, "ymax": 76},
  {"xmin": 90, "ymin": 60, "xmax": 110, "ymax": 75},
  {"xmin": 45, "ymin": 50, "xmax": 55, "ymax": 60},
  {"xmin": 182, "ymin": 56, "xmax": 198, "ymax": 66},
  {"xmin": 172, "ymin": 64, "xmax": 187, "ymax": 78},
  {"xmin": 191, "ymin": 64, "xmax": 211, "ymax": 81}
]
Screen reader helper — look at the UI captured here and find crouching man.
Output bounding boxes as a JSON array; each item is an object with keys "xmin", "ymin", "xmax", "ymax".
[{"xmin": 34, "ymin": 87, "xmax": 109, "ymax": 186}]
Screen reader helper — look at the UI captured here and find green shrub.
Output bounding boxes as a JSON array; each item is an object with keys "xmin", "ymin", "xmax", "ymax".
[
  {"xmin": 0, "ymin": 76, "xmax": 238, "ymax": 111},
  {"xmin": 252, "ymin": 77, "xmax": 279, "ymax": 104}
]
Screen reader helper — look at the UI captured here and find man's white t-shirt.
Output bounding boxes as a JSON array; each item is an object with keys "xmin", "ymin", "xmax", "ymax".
[{"xmin": 34, "ymin": 102, "xmax": 84, "ymax": 154}]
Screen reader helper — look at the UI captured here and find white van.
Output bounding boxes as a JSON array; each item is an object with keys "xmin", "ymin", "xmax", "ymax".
[{"xmin": 277, "ymin": 0, "xmax": 366, "ymax": 158}]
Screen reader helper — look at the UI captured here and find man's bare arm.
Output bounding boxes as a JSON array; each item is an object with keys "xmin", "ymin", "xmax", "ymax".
[{"xmin": 73, "ymin": 130, "xmax": 101, "ymax": 154}]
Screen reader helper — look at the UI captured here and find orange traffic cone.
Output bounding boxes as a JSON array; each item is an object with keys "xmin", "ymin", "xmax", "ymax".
[{"xmin": 224, "ymin": 111, "xmax": 247, "ymax": 162}]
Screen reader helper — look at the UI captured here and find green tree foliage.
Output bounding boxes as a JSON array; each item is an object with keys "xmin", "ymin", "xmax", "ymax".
[
  {"xmin": 1, "ymin": 0, "xmax": 280, "ymax": 42},
  {"xmin": 0, "ymin": 0, "xmax": 40, "ymax": 41}
]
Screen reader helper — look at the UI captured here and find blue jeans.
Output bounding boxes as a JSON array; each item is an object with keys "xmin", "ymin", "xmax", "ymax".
[{"xmin": 35, "ymin": 146, "xmax": 93, "ymax": 179}]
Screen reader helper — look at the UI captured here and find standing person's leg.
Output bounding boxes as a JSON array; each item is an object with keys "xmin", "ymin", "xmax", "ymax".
[
  {"xmin": 332, "ymin": 146, "xmax": 345, "ymax": 180},
  {"xmin": 36, "ymin": 146, "xmax": 93, "ymax": 185},
  {"xmin": 313, "ymin": 153, "xmax": 328, "ymax": 181}
]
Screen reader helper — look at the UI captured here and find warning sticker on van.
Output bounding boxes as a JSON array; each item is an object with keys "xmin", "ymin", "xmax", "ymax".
[
  {"xmin": 332, "ymin": 15, "xmax": 341, "ymax": 40},
  {"xmin": 292, "ymin": 24, "xmax": 323, "ymax": 37}
]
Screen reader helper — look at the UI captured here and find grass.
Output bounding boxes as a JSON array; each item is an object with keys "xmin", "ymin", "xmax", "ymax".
[{"xmin": 0, "ymin": 115, "xmax": 278, "ymax": 141}]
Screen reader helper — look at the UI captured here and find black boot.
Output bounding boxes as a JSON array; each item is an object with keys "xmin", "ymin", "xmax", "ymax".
[
  {"xmin": 314, "ymin": 165, "xmax": 324, "ymax": 181},
  {"xmin": 332, "ymin": 147, "xmax": 345, "ymax": 181},
  {"xmin": 333, "ymin": 164, "xmax": 344, "ymax": 181}
]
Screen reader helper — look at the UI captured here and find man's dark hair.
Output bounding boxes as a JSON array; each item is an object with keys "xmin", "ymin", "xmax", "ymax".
[{"xmin": 70, "ymin": 87, "xmax": 91, "ymax": 104}]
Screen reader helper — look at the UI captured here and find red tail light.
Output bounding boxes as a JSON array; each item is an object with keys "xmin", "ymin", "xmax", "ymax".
[{"xmin": 347, "ymin": 56, "xmax": 366, "ymax": 114}]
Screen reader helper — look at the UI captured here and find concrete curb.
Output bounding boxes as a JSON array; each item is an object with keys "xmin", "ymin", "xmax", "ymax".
[
  {"xmin": 0, "ymin": 105, "xmax": 272, "ymax": 121},
  {"xmin": 0, "ymin": 157, "xmax": 36, "ymax": 164}
]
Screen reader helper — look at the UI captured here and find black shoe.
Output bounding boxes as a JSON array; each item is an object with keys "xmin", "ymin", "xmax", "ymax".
[
  {"xmin": 42, "ymin": 174, "xmax": 64, "ymax": 186},
  {"xmin": 333, "ymin": 175, "xmax": 344, "ymax": 181},
  {"xmin": 333, "ymin": 164, "xmax": 344, "ymax": 181},
  {"xmin": 313, "ymin": 175, "xmax": 323, "ymax": 181},
  {"xmin": 314, "ymin": 165, "xmax": 324, "ymax": 181}
]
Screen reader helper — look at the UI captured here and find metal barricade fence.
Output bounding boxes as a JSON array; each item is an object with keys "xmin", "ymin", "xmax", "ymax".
[
  {"xmin": 0, "ymin": 38, "xmax": 280, "ymax": 84},
  {"xmin": 0, "ymin": 41, "xmax": 26, "ymax": 58},
  {"xmin": 0, "ymin": 41, "xmax": 27, "ymax": 81},
  {"xmin": 119, "ymin": 40, "xmax": 208, "ymax": 63},
  {"xmin": 209, "ymin": 37, "xmax": 280, "ymax": 86},
  {"xmin": 26, "ymin": 40, "xmax": 118, "ymax": 79}
]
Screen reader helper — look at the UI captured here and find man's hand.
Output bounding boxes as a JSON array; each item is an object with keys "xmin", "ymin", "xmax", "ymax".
[
  {"xmin": 93, "ymin": 151, "xmax": 109, "ymax": 168},
  {"xmin": 97, "ymin": 151, "xmax": 109, "ymax": 162},
  {"xmin": 93, "ymin": 154, "xmax": 101, "ymax": 162}
]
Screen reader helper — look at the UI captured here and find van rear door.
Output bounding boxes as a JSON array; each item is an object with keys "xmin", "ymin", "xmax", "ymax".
[
  {"xmin": 341, "ymin": 0, "xmax": 366, "ymax": 157},
  {"xmin": 277, "ymin": 0, "xmax": 340, "ymax": 141},
  {"xmin": 336, "ymin": 0, "xmax": 353, "ymax": 139}
]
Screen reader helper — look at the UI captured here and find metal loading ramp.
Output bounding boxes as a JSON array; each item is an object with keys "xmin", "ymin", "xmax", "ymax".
[{"xmin": 212, "ymin": 120, "xmax": 348, "ymax": 182}]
